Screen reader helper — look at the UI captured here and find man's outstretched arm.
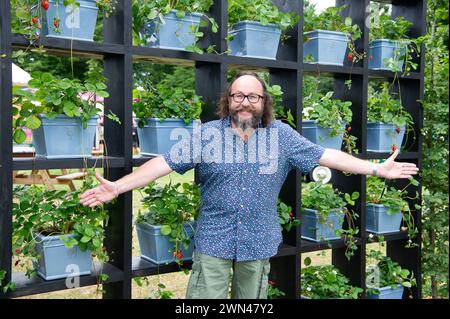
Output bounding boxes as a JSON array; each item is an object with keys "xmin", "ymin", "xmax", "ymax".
[
  {"xmin": 79, "ymin": 155, "xmax": 173, "ymax": 207},
  {"xmin": 318, "ymin": 148, "xmax": 419, "ymax": 179}
]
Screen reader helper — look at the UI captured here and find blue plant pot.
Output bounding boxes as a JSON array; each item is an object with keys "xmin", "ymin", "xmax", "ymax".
[
  {"xmin": 33, "ymin": 233, "xmax": 92, "ymax": 281},
  {"xmin": 367, "ymin": 284, "xmax": 404, "ymax": 299},
  {"xmin": 37, "ymin": 0, "xmax": 98, "ymax": 41},
  {"xmin": 369, "ymin": 39, "xmax": 407, "ymax": 71},
  {"xmin": 302, "ymin": 120, "xmax": 345, "ymax": 150},
  {"xmin": 32, "ymin": 115, "xmax": 98, "ymax": 159},
  {"xmin": 303, "ymin": 30, "xmax": 349, "ymax": 66},
  {"xmin": 367, "ymin": 122, "xmax": 406, "ymax": 153},
  {"xmin": 142, "ymin": 10, "xmax": 202, "ymax": 51},
  {"xmin": 137, "ymin": 118, "xmax": 196, "ymax": 155},
  {"xmin": 366, "ymin": 203, "xmax": 403, "ymax": 234},
  {"xmin": 136, "ymin": 221, "xmax": 196, "ymax": 265},
  {"xmin": 228, "ymin": 20, "xmax": 281, "ymax": 60},
  {"xmin": 300, "ymin": 208, "xmax": 344, "ymax": 242}
]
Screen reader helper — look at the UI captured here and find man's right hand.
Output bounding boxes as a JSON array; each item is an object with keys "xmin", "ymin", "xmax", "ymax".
[{"xmin": 79, "ymin": 172, "xmax": 119, "ymax": 207}]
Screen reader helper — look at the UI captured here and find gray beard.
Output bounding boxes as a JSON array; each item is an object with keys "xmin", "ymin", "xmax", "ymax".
[{"xmin": 231, "ymin": 111, "xmax": 262, "ymax": 131}]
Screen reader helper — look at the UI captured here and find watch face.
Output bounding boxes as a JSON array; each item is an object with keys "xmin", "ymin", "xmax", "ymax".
[{"xmin": 312, "ymin": 166, "xmax": 332, "ymax": 184}]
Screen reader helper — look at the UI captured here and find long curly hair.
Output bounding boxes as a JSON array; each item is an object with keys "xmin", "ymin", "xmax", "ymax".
[{"xmin": 216, "ymin": 71, "xmax": 274, "ymax": 127}]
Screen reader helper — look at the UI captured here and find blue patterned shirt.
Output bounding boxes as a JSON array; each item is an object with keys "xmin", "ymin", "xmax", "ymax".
[{"xmin": 162, "ymin": 116, "xmax": 325, "ymax": 261}]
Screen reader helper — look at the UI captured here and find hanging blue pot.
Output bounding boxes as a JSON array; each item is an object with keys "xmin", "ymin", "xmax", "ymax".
[
  {"xmin": 136, "ymin": 221, "xmax": 196, "ymax": 265},
  {"xmin": 137, "ymin": 118, "xmax": 196, "ymax": 156},
  {"xmin": 303, "ymin": 30, "xmax": 349, "ymax": 66},
  {"xmin": 366, "ymin": 203, "xmax": 403, "ymax": 234},
  {"xmin": 33, "ymin": 233, "xmax": 93, "ymax": 281},
  {"xmin": 32, "ymin": 115, "xmax": 98, "ymax": 159},
  {"xmin": 369, "ymin": 39, "xmax": 408, "ymax": 71},
  {"xmin": 37, "ymin": 0, "xmax": 99, "ymax": 41},
  {"xmin": 142, "ymin": 10, "xmax": 202, "ymax": 51},
  {"xmin": 367, "ymin": 122, "xmax": 406, "ymax": 153},
  {"xmin": 300, "ymin": 208, "xmax": 344, "ymax": 242},
  {"xmin": 302, "ymin": 120, "xmax": 345, "ymax": 150},
  {"xmin": 228, "ymin": 20, "xmax": 281, "ymax": 60},
  {"xmin": 366, "ymin": 284, "xmax": 404, "ymax": 299}
]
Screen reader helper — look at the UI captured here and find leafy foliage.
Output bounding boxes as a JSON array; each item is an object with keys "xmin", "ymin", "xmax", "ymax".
[
  {"xmin": 136, "ymin": 182, "xmax": 200, "ymax": 266},
  {"xmin": 131, "ymin": 0, "xmax": 217, "ymax": 53},
  {"xmin": 366, "ymin": 246, "xmax": 416, "ymax": 296},
  {"xmin": 367, "ymin": 82, "xmax": 415, "ymax": 150},
  {"xmin": 301, "ymin": 182, "xmax": 360, "ymax": 260},
  {"xmin": 366, "ymin": 176, "xmax": 420, "ymax": 248},
  {"xmin": 132, "ymin": 83, "xmax": 203, "ymax": 127},
  {"xmin": 301, "ymin": 257, "xmax": 363, "ymax": 299},
  {"xmin": 228, "ymin": 0, "xmax": 299, "ymax": 31},
  {"xmin": 12, "ymin": 70, "xmax": 120, "ymax": 144},
  {"xmin": 303, "ymin": 2, "xmax": 363, "ymax": 63},
  {"xmin": 277, "ymin": 199, "xmax": 300, "ymax": 232},
  {"xmin": 420, "ymin": 0, "xmax": 449, "ymax": 299},
  {"xmin": 11, "ymin": 176, "xmax": 110, "ymax": 283},
  {"xmin": 302, "ymin": 91, "xmax": 356, "ymax": 154},
  {"xmin": 369, "ymin": 3, "xmax": 420, "ymax": 76}
]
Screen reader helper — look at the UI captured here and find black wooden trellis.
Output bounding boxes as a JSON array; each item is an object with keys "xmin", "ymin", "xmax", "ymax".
[{"xmin": 0, "ymin": 0, "xmax": 425, "ymax": 299}]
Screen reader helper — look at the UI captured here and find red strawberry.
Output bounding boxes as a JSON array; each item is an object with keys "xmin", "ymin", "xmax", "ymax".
[
  {"xmin": 41, "ymin": 0, "xmax": 49, "ymax": 11},
  {"xmin": 177, "ymin": 251, "xmax": 183, "ymax": 260},
  {"xmin": 15, "ymin": 249, "xmax": 21, "ymax": 254},
  {"xmin": 370, "ymin": 55, "xmax": 373, "ymax": 61},
  {"xmin": 32, "ymin": 17, "xmax": 38, "ymax": 25},
  {"xmin": 395, "ymin": 127, "xmax": 401, "ymax": 134},
  {"xmin": 289, "ymin": 212, "xmax": 293, "ymax": 217},
  {"xmin": 347, "ymin": 126, "xmax": 352, "ymax": 132},
  {"xmin": 347, "ymin": 53, "xmax": 353, "ymax": 61},
  {"xmin": 268, "ymin": 280, "xmax": 276, "ymax": 286},
  {"xmin": 54, "ymin": 19, "xmax": 60, "ymax": 29},
  {"xmin": 391, "ymin": 145, "xmax": 397, "ymax": 152}
]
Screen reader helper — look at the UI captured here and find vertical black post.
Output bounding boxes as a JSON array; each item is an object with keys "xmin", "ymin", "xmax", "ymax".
[
  {"xmin": 332, "ymin": 0, "xmax": 370, "ymax": 296},
  {"xmin": 196, "ymin": 0, "xmax": 228, "ymax": 123},
  {"xmin": 102, "ymin": 0, "xmax": 133, "ymax": 299},
  {"xmin": 269, "ymin": 69, "xmax": 301, "ymax": 299},
  {"xmin": 0, "ymin": 0, "xmax": 12, "ymax": 298}
]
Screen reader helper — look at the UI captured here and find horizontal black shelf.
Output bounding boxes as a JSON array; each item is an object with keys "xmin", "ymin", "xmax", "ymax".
[
  {"xmin": 11, "ymin": 34, "xmax": 124, "ymax": 57},
  {"xmin": 132, "ymin": 46, "xmax": 222, "ymax": 65},
  {"xmin": 8, "ymin": 262, "xmax": 123, "ymax": 298},
  {"xmin": 132, "ymin": 244, "xmax": 297, "ymax": 277},
  {"xmin": 365, "ymin": 231, "xmax": 409, "ymax": 243},
  {"xmin": 303, "ymin": 63, "xmax": 364, "ymax": 75},
  {"xmin": 132, "ymin": 155, "xmax": 158, "ymax": 167},
  {"xmin": 13, "ymin": 156, "xmax": 125, "ymax": 170},
  {"xmin": 274, "ymin": 244, "xmax": 297, "ymax": 257},
  {"xmin": 300, "ymin": 238, "xmax": 361, "ymax": 253},
  {"xmin": 132, "ymin": 257, "xmax": 192, "ymax": 278},
  {"xmin": 368, "ymin": 69, "xmax": 422, "ymax": 80},
  {"xmin": 364, "ymin": 152, "xmax": 419, "ymax": 160},
  {"xmin": 224, "ymin": 55, "xmax": 299, "ymax": 71}
]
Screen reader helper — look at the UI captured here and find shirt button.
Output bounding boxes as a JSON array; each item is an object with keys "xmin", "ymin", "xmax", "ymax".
[
  {"xmin": 238, "ymin": 221, "xmax": 242, "ymax": 225},
  {"xmin": 242, "ymin": 187, "xmax": 246, "ymax": 190},
  {"xmin": 240, "ymin": 205, "xmax": 243, "ymax": 208}
]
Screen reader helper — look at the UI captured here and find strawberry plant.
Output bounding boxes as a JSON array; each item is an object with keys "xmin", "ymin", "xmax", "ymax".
[{"xmin": 136, "ymin": 182, "xmax": 200, "ymax": 267}]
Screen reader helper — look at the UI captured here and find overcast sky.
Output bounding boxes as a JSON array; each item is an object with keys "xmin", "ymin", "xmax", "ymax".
[{"xmin": 309, "ymin": 0, "xmax": 336, "ymax": 12}]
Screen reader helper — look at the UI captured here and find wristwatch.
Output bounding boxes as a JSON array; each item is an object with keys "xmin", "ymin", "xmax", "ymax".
[{"xmin": 372, "ymin": 164, "xmax": 378, "ymax": 176}]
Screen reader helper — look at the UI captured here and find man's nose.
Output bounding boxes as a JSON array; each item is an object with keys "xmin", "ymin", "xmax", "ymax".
[{"xmin": 241, "ymin": 96, "xmax": 252, "ymax": 106}]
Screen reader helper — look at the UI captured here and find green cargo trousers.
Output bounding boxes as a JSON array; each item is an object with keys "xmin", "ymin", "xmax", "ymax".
[{"xmin": 186, "ymin": 251, "xmax": 271, "ymax": 299}]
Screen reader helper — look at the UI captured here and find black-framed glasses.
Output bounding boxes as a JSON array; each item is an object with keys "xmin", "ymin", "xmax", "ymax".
[{"xmin": 229, "ymin": 92, "xmax": 264, "ymax": 104}]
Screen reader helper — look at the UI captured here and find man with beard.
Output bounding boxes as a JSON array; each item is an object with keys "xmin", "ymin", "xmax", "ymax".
[{"xmin": 79, "ymin": 71, "xmax": 419, "ymax": 299}]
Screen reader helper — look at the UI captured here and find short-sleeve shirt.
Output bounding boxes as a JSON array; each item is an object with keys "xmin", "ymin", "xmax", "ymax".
[{"xmin": 162, "ymin": 116, "xmax": 325, "ymax": 261}]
